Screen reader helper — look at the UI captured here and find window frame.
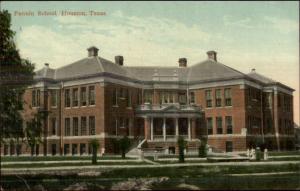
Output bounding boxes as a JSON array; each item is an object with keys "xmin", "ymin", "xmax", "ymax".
[{"xmin": 205, "ymin": 90, "xmax": 212, "ymax": 108}]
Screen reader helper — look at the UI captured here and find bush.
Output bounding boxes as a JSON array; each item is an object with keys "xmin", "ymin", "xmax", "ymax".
[
  {"xmin": 255, "ymin": 147, "xmax": 262, "ymax": 161},
  {"xmin": 177, "ymin": 136, "xmax": 187, "ymax": 163},
  {"xmin": 198, "ymin": 141, "xmax": 207, "ymax": 158},
  {"xmin": 89, "ymin": 139, "xmax": 100, "ymax": 164},
  {"xmin": 119, "ymin": 136, "xmax": 131, "ymax": 159}
]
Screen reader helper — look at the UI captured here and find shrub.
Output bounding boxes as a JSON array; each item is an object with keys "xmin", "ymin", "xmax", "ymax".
[
  {"xmin": 255, "ymin": 147, "xmax": 262, "ymax": 161},
  {"xmin": 199, "ymin": 140, "xmax": 207, "ymax": 158},
  {"xmin": 177, "ymin": 136, "xmax": 187, "ymax": 163},
  {"xmin": 119, "ymin": 136, "xmax": 131, "ymax": 159},
  {"xmin": 89, "ymin": 139, "xmax": 100, "ymax": 164}
]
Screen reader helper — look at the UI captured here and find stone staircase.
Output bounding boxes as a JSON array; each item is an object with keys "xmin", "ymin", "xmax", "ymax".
[{"xmin": 127, "ymin": 138, "xmax": 146, "ymax": 157}]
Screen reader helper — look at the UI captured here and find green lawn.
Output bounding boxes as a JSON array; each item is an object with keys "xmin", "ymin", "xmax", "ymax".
[
  {"xmin": 1, "ymin": 161, "xmax": 148, "ymax": 168},
  {"xmin": 1, "ymin": 155, "xmax": 135, "ymax": 162},
  {"xmin": 268, "ymin": 151, "xmax": 300, "ymax": 156},
  {"xmin": 2, "ymin": 164, "xmax": 300, "ymax": 190}
]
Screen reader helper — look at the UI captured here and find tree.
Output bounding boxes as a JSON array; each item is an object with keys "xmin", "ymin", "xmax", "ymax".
[
  {"xmin": 198, "ymin": 138, "xmax": 207, "ymax": 158},
  {"xmin": 25, "ymin": 112, "xmax": 45, "ymax": 156},
  {"xmin": 0, "ymin": 10, "xmax": 34, "ymax": 144},
  {"xmin": 119, "ymin": 136, "xmax": 131, "ymax": 159},
  {"xmin": 177, "ymin": 136, "xmax": 187, "ymax": 163},
  {"xmin": 89, "ymin": 139, "xmax": 100, "ymax": 164}
]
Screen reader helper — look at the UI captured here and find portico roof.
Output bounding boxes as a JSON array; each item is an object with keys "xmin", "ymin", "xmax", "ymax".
[{"xmin": 135, "ymin": 104, "xmax": 203, "ymax": 118}]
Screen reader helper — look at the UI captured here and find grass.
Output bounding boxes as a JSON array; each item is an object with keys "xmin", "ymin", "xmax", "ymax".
[
  {"xmin": 2, "ymin": 164, "xmax": 300, "ymax": 190},
  {"xmin": 268, "ymin": 157, "xmax": 300, "ymax": 161},
  {"xmin": 99, "ymin": 164, "xmax": 300, "ymax": 178},
  {"xmin": 268, "ymin": 151, "xmax": 300, "ymax": 156},
  {"xmin": 1, "ymin": 161, "xmax": 148, "ymax": 168},
  {"xmin": 152, "ymin": 173, "xmax": 300, "ymax": 190},
  {"xmin": 1, "ymin": 155, "xmax": 135, "ymax": 162}
]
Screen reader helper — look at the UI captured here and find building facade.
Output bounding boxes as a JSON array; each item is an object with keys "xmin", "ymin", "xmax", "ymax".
[{"xmin": 1, "ymin": 47, "xmax": 295, "ymax": 156}]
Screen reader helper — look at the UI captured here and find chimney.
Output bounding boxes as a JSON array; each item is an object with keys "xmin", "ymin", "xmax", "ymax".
[
  {"xmin": 87, "ymin": 46, "xmax": 99, "ymax": 57},
  {"xmin": 115, "ymin": 55, "xmax": 124, "ymax": 66},
  {"xmin": 178, "ymin": 58, "xmax": 187, "ymax": 67},
  {"xmin": 251, "ymin": 68, "xmax": 256, "ymax": 72},
  {"xmin": 44, "ymin": 63, "xmax": 49, "ymax": 67},
  {"xmin": 207, "ymin": 50, "xmax": 217, "ymax": 62}
]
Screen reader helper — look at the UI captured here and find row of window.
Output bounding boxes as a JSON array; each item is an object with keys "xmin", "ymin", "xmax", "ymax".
[
  {"xmin": 279, "ymin": 118, "xmax": 293, "ymax": 134},
  {"xmin": 248, "ymin": 116, "xmax": 261, "ymax": 129},
  {"xmin": 206, "ymin": 116, "xmax": 233, "ymax": 135},
  {"xmin": 63, "ymin": 143, "xmax": 94, "ymax": 155},
  {"xmin": 64, "ymin": 116, "xmax": 95, "ymax": 136},
  {"xmin": 112, "ymin": 88, "xmax": 132, "ymax": 107},
  {"xmin": 280, "ymin": 95, "xmax": 292, "ymax": 112},
  {"xmin": 32, "ymin": 89, "xmax": 40, "ymax": 107},
  {"xmin": 3, "ymin": 144, "xmax": 23, "ymax": 156},
  {"xmin": 64, "ymin": 86, "xmax": 95, "ymax": 108},
  {"xmin": 111, "ymin": 118, "xmax": 131, "ymax": 135},
  {"xmin": 247, "ymin": 88, "xmax": 262, "ymax": 103},
  {"xmin": 205, "ymin": 88, "xmax": 232, "ymax": 108}
]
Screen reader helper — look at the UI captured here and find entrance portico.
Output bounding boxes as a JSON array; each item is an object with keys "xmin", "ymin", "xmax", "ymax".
[{"xmin": 136, "ymin": 104, "xmax": 204, "ymax": 142}]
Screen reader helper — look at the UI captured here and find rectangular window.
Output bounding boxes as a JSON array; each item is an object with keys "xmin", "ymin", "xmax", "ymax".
[
  {"xmin": 277, "ymin": 95, "xmax": 281, "ymax": 107},
  {"xmin": 89, "ymin": 116, "xmax": 95, "ymax": 135},
  {"xmin": 137, "ymin": 91, "xmax": 141, "ymax": 105},
  {"xmin": 216, "ymin": 117, "xmax": 223, "ymax": 134},
  {"xmin": 225, "ymin": 116, "xmax": 232, "ymax": 134},
  {"xmin": 266, "ymin": 93, "xmax": 273, "ymax": 108},
  {"xmin": 80, "ymin": 144, "xmax": 86, "ymax": 155},
  {"xmin": 72, "ymin": 88, "xmax": 79, "ymax": 107},
  {"xmin": 126, "ymin": 118, "xmax": 130, "ymax": 135},
  {"xmin": 65, "ymin": 118, "xmax": 70, "ymax": 136},
  {"xmin": 32, "ymin": 89, "xmax": 40, "ymax": 107},
  {"xmin": 267, "ymin": 118, "xmax": 272, "ymax": 131},
  {"xmin": 81, "ymin": 117, "xmax": 87, "ymax": 135},
  {"xmin": 51, "ymin": 144, "xmax": 56, "ymax": 156},
  {"xmin": 72, "ymin": 144, "xmax": 78, "ymax": 155},
  {"xmin": 64, "ymin": 144, "xmax": 70, "ymax": 155},
  {"xmin": 144, "ymin": 90, "xmax": 153, "ymax": 104},
  {"xmin": 73, "ymin": 117, "xmax": 79, "ymax": 136},
  {"xmin": 119, "ymin": 88, "xmax": 124, "ymax": 98},
  {"xmin": 178, "ymin": 92, "xmax": 187, "ymax": 105},
  {"xmin": 32, "ymin": 90, "xmax": 36, "ymax": 106},
  {"xmin": 190, "ymin": 92, "xmax": 195, "ymax": 104},
  {"xmin": 65, "ymin": 89, "xmax": 70, "ymax": 107},
  {"xmin": 119, "ymin": 117, "xmax": 125, "ymax": 128},
  {"xmin": 112, "ymin": 88, "xmax": 118, "ymax": 106},
  {"xmin": 4, "ymin": 145, "xmax": 8, "ymax": 155},
  {"xmin": 215, "ymin": 89, "xmax": 222, "ymax": 107},
  {"xmin": 80, "ymin": 87, "xmax": 87, "ymax": 106},
  {"xmin": 88, "ymin": 86, "xmax": 95, "ymax": 105},
  {"xmin": 205, "ymin": 90, "xmax": 212, "ymax": 108},
  {"xmin": 50, "ymin": 90, "xmax": 58, "ymax": 107},
  {"xmin": 36, "ymin": 90, "xmax": 40, "ymax": 107},
  {"xmin": 207, "ymin": 117, "xmax": 213, "ymax": 135},
  {"xmin": 224, "ymin": 88, "xmax": 232, "ymax": 106},
  {"xmin": 126, "ymin": 89, "xmax": 132, "ymax": 107},
  {"xmin": 51, "ymin": 118, "xmax": 56, "ymax": 136}
]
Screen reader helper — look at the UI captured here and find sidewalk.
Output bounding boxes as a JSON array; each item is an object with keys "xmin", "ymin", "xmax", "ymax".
[{"xmin": 2, "ymin": 160, "xmax": 300, "ymax": 175}]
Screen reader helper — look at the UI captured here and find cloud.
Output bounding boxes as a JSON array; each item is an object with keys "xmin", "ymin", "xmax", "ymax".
[
  {"xmin": 17, "ymin": 11, "xmax": 217, "ymax": 69},
  {"xmin": 223, "ymin": 15, "xmax": 254, "ymax": 29},
  {"xmin": 264, "ymin": 16, "xmax": 298, "ymax": 33}
]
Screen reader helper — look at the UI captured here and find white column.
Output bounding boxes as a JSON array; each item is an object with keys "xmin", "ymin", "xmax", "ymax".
[
  {"xmin": 150, "ymin": 117, "xmax": 153, "ymax": 141},
  {"xmin": 188, "ymin": 118, "xmax": 191, "ymax": 140},
  {"xmin": 163, "ymin": 118, "xmax": 166, "ymax": 141},
  {"xmin": 175, "ymin": 118, "xmax": 179, "ymax": 137}
]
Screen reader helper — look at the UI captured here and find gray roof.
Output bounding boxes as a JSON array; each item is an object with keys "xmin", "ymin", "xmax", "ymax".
[
  {"xmin": 187, "ymin": 59, "xmax": 246, "ymax": 82},
  {"xmin": 34, "ymin": 67, "xmax": 55, "ymax": 79},
  {"xmin": 247, "ymin": 70, "xmax": 276, "ymax": 84},
  {"xmin": 33, "ymin": 55, "xmax": 293, "ymax": 91}
]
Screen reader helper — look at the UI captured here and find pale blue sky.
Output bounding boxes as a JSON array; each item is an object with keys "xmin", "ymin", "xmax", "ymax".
[{"xmin": 2, "ymin": 1, "xmax": 299, "ymax": 123}]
